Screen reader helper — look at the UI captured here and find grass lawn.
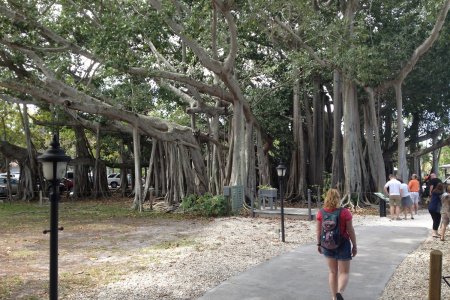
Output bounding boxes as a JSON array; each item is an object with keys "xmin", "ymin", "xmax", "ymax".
[{"xmin": 0, "ymin": 197, "xmax": 203, "ymax": 299}]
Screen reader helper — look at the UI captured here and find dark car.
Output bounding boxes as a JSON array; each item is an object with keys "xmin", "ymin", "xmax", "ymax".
[{"xmin": 0, "ymin": 177, "xmax": 18, "ymax": 198}]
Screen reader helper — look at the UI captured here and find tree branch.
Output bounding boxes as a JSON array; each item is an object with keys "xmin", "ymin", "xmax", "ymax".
[
  {"xmin": 383, "ymin": 0, "xmax": 450, "ymax": 87},
  {"xmin": 273, "ymin": 16, "xmax": 330, "ymax": 68},
  {"xmin": 148, "ymin": 0, "xmax": 224, "ymax": 74}
]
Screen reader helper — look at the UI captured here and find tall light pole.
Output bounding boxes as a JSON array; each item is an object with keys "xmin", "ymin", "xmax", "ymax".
[
  {"xmin": 38, "ymin": 134, "xmax": 71, "ymax": 300},
  {"xmin": 276, "ymin": 162, "xmax": 287, "ymax": 242}
]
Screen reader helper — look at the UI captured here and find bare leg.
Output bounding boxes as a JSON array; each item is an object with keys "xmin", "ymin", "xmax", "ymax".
[
  {"xmin": 395, "ymin": 206, "xmax": 401, "ymax": 219},
  {"xmin": 327, "ymin": 258, "xmax": 338, "ymax": 299},
  {"xmin": 390, "ymin": 205, "xmax": 395, "ymax": 220},
  {"xmin": 337, "ymin": 260, "xmax": 351, "ymax": 294},
  {"xmin": 441, "ymin": 225, "xmax": 447, "ymax": 241}
]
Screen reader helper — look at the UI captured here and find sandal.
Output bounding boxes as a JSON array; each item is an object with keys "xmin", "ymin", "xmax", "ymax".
[{"xmin": 433, "ymin": 235, "xmax": 441, "ymax": 238}]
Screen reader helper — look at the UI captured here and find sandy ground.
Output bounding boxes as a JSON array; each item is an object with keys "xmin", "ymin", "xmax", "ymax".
[
  {"xmin": 69, "ymin": 209, "xmax": 450, "ymax": 300},
  {"xmin": 1, "ymin": 206, "xmax": 449, "ymax": 299}
]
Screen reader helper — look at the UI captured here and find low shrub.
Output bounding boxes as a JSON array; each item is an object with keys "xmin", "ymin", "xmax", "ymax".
[{"xmin": 180, "ymin": 193, "xmax": 230, "ymax": 217}]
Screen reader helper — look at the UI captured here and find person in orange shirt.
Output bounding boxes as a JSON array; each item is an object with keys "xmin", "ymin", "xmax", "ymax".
[{"xmin": 408, "ymin": 174, "xmax": 421, "ymax": 214}]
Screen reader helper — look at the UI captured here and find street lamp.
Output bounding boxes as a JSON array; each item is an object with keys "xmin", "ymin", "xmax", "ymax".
[
  {"xmin": 38, "ymin": 134, "xmax": 71, "ymax": 300},
  {"xmin": 276, "ymin": 162, "xmax": 287, "ymax": 242}
]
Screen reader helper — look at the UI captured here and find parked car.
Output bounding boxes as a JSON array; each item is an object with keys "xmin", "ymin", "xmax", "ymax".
[
  {"xmin": 0, "ymin": 173, "xmax": 19, "ymax": 179},
  {"xmin": 0, "ymin": 177, "xmax": 18, "ymax": 198},
  {"xmin": 107, "ymin": 173, "xmax": 121, "ymax": 188},
  {"xmin": 107, "ymin": 173, "xmax": 134, "ymax": 188}
]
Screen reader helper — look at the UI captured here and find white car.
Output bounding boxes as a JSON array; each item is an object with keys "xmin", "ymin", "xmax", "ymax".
[
  {"xmin": 0, "ymin": 177, "xmax": 18, "ymax": 197},
  {"xmin": 107, "ymin": 173, "xmax": 121, "ymax": 188}
]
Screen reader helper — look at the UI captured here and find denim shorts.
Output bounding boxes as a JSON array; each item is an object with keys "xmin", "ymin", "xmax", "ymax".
[{"xmin": 322, "ymin": 238, "xmax": 352, "ymax": 261}]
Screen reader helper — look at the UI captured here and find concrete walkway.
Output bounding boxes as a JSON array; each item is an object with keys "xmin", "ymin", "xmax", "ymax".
[{"xmin": 199, "ymin": 218, "xmax": 429, "ymax": 300}]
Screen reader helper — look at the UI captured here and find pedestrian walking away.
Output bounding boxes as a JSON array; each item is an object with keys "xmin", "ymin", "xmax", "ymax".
[
  {"xmin": 428, "ymin": 183, "xmax": 444, "ymax": 238},
  {"xmin": 408, "ymin": 174, "xmax": 421, "ymax": 214},
  {"xmin": 384, "ymin": 174, "xmax": 402, "ymax": 220},
  {"xmin": 316, "ymin": 189, "xmax": 357, "ymax": 300},
  {"xmin": 399, "ymin": 179, "xmax": 414, "ymax": 220}
]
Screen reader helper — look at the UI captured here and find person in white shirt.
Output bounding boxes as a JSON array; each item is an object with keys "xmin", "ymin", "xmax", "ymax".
[
  {"xmin": 399, "ymin": 179, "xmax": 414, "ymax": 220},
  {"xmin": 384, "ymin": 174, "xmax": 402, "ymax": 220}
]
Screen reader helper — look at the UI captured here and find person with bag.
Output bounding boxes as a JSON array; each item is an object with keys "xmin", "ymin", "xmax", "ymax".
[{"xmin": 316, "ymin": 189, "xmax": 357, "ymax": 300}]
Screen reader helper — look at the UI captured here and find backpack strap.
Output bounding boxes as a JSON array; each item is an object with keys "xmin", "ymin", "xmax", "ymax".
[{"xmin": 335, "ymin": 207, "xmax": 342, "ymax": 226}]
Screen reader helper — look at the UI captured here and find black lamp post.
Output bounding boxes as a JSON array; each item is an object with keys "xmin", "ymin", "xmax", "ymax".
[
  {"xmin": 276, "ymin": 162, "xmax": 287, "ymax": 242},
  {"xmin": 38, "ymin": 134, "xmax": 71, "ymax": 300}
]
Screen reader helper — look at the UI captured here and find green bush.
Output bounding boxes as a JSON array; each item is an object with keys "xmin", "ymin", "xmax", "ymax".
[{"xmin": 180, "ymin": 193, "xmax": 230, "ymax": 217}]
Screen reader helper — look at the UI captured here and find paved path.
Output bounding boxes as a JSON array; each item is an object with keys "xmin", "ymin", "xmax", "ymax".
[{"xmin": 199, "ymin": 218, "xmax": 429, "ymax": 300}]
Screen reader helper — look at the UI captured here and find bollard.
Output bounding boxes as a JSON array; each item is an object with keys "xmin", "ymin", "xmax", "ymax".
[
  {"xmin": 308, "ymin": 189, "xmax": 312, "ymax": 220},
  {"xmin": 379, "ymin": 198, "xmax": 386, "ymax": 217},
  {"xmin": 429, "ymin": 250, "xmax": 442, "ymax": 300}
]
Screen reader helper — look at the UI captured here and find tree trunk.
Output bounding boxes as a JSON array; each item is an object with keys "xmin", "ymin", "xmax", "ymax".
[
  {"xmin": 72, "ymin": 126, "xmax": 94, "ymax": 198},
  {"xmin": 143, "ymin": 139, "xmax": 157, "ymax": 204},
  {"xmin": 432, "ymin": 136, "xmax": 441, "ymax": 175},
  {"xmin": 363, "ymin": 88, "xmax": 386, "ymax": 192},
  {"xmin": 92, "ymin": 125, "xmax": 109, "ymax": 198},
  {"xmin": 312, "ymin": 76, "xmax": 325, "ymax": 185},
  {"xmin": 229, "ymin": 101, "xmax": 246, "ymax": 187},
  {"xmin": 342, "ymin": 79, "xmax": 362, "ymax": 195},
  {"xmin": 393, "ymin": 82, "xmax": 409, "ymax": 181},
  {"xmin": 331, "ymin": 70, "xmax": 344, "ymax": 190},
  {"xmin": 287, "ymin": 76, "xmax": 306, "ymax": 199},
  {"xmin": 132, "ymin": 126, "xmax": 143, "ymax": 210},
  {"xmin": 18, "ymin": 104, "xmax": 38, "ymax": 200}
]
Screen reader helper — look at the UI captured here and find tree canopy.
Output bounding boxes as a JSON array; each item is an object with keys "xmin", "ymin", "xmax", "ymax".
[{"xmin": 0, "ymin": 0, "xmax": 449, "ymax": 205}]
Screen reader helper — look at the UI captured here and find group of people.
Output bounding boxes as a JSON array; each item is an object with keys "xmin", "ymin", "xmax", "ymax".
[
  {"xmin": 383, "ymin": 173, "xmax": 421, "ymax": 221},
  {"xmin": 384, "ymin": 172, "xmax": 450, "ymax": 240},
  {"xmin": 315, "ymin": 173, "xmax": 449, "ymax": 300}
]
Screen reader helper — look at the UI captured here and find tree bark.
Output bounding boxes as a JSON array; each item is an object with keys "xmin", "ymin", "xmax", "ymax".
[
  {"xmin": 312, "ymin": 76, "xmax": 325, "ymax": 185},
  {"xmin": 342, "ymin": 79, "xmax": 362, "ymax": 195},
  {"xmin": 132, "ymin": 126, "xmax": 143, "ymax": 211},
  {"xmin": 331, "ymin": 70, "xmax": 344, "ymax": 190},
  {"xmin": 18, "ymin": 104, "xmax": 38, "ymax": 200},
  {"xmin": 393, "ymin": 82, "xmax": 409, "ymax": 181},
  {"xmin": 363, "ymin": 88, "xmax": 386, "ymax": 192},
  {"xmin": 72, "ymin": 126, "xmax": 95, "ymax": 198},
  {"xmin": 287, "ymin": 76, "xmax": 306, "ymax": 199}
]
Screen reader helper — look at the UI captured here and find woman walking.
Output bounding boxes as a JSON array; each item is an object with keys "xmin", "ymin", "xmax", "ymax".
[
  {"xmin": 429, "ymin": 183, "xmax": 444, "ymax": 238},
  {"xmin": 316, "ymin": 189, "xmax": 357, "ymax": 300}
]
